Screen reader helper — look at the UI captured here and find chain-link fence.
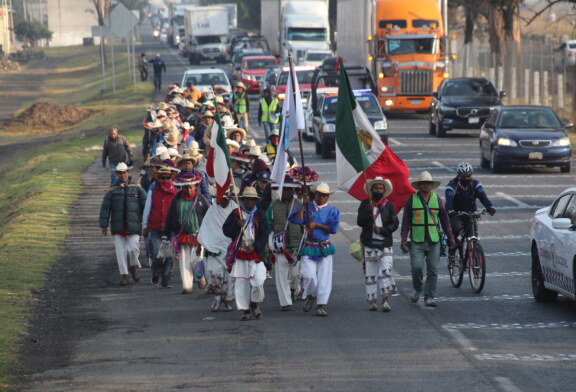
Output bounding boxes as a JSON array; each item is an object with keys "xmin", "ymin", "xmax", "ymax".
[{"xmin": 450, "ymin": 37, "xmax": 574, "ymax": 119}]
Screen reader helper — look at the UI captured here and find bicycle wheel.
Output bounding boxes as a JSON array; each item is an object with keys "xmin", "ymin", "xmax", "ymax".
[
  {"xmin": 468, "ymin": 242, "xmax": 486, "ymax": 293},
  {"xmin": 448, "ymin": 245, "xmax": 464, "ymax": 288}
]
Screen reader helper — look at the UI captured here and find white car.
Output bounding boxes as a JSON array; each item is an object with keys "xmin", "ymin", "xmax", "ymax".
[
  {"xmin": 530, "ymin": 187, "xmax": 576, "ymax": 302},
  {"xmin": 181, "ymin": 68, "xmax": 232, "ymax": 99}
]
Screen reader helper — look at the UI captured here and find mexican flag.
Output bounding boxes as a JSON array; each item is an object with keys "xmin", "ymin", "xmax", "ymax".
[
  {"xmin": 335, "ymin": 58, "xmax": 414, "ymax": 211},
  {"xmin": 206, "ymin": 109, "xmax": 232, "ymax": 203}
]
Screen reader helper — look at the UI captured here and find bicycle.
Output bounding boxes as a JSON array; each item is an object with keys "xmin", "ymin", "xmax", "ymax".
[{"xmin": 447, "ymin": 209, "xmax": 488, "ymax": 293}]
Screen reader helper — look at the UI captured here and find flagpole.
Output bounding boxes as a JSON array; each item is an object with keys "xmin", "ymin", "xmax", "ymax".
[{"xmin": 288, "ymin": 53, "xmax": 313, "ymax": 238}]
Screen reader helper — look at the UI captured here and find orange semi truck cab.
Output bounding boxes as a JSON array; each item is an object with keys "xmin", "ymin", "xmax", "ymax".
[{"xmin": 372, "ymin": 0, "xmax": 448, "ymax": 112}]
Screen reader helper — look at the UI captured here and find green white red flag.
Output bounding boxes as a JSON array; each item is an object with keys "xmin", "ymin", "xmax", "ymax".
[
  {"xmin": 335, "ymin": 58, "xmax": 414, "ymax": 211},
  {"xmin": 206, "ymin": 109, "xmax": 232, "ymax": 203}
]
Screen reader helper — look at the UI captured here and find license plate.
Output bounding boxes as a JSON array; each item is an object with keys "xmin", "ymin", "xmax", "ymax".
[
  {"xmin": 410, "ymin": 100, "xmax": 421, "ymax": 105},
  {"xmin": 468, "ymin": 117, "xmax": 479, "ymax": 124},
  {"xmin": 529, "ymin": 152, "xmax": 543, "ymax": 160}
]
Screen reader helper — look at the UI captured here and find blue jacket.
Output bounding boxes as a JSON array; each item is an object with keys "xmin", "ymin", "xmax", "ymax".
[
  {"xmin": 445, "ymin": 178, "xmax": 492, "ymax": 212},
  {"xmin": 289, "ymin": 202, "xmax": 340, "ymax": 242}
]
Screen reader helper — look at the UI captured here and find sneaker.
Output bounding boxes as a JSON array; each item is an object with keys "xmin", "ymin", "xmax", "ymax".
[
  {"xmin": 163, "ymin": 283, "xmax": 173, "ymax": 289},
  {"xmin": 151, "ymin": 275, "xmax": 160, "ymax": 285},
  {"xmin": 253, "ymin": 308, "xmax": 262, "ymax": 319},
  {"xmin": 303, "ymin": 296, "xmax": 315, "ymax": 312},
  {"xmin": 424, "ymin": 298, "xmax": 437, "ymax": 307},
  {"xmin": 410, "ymin": 290, "xmax": 420, "ymax": 303},
  {"xmin": 223, "ymin": 302, "xmax": 234, "ymax": 312},
  {"xmin": 120, "ymin": 274, "xmax": 130, "ymax": 286},
  {"xmin": 315, "ymin": 306, "xmax": 328, "ymax": 317},
  {"xmin": 241, "ymin": 311, "xmax": 250, "ymax": 321},
  {"xmin": 369, "ymin": 301, "xmax": 378, "ymax": 311},
  {"xmin": 211, "ymin": 299, "xmax": 221, "ymax": 312},
  {"xmin": 281, "ymin": 305, "xmax": 292, "ymax": 311},
  {"xmin": 129, "ymin": 266, "xmax": 140, "ymax": 282},
  {"xmin": 382, "ymin": 300, "xmax": 392, "ymax": 312}
]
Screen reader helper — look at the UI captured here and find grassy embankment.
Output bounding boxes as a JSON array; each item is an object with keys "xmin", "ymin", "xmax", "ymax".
[{"xmin": 0, "ymin": 45, "xmax": 152, "ymax": 388}]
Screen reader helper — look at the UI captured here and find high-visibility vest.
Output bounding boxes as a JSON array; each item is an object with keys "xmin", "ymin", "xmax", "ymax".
[
  {"xmin": 260, "ymin": 98, "xmax": 279, "ymax": 123},
  {"xmin": 265, "ymin": 143, "xmax": 277, "ymax": 160},
  {"xmin": 234, "ymin": 93, "xmax": 247, "ymax": 114},
  {"xmin": 411, "ymin": 193, "xmax": 440, "ymax": 243}
]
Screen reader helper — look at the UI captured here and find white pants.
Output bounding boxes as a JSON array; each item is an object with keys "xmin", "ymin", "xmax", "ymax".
[
  {"xmin": 364, "ymin": 247, "xmax": 396, "ymax": 302},
  {"xmin": 205, "ymin": 254, "xmax": 235, "ymax": 302},
  {"xmin": 113, "ymin": 234, "xmax": 141, "ymax": 275},
  {"xmin": 179, "ymin": 245, "xmax": 199, "ymax": 291},
  {"xmin": 274, "ymin": 253, "xmax": 300, "ymax": 307},
  {"xmin": 232, "ymin": 260, "xmax": 266, "ymax": 311},
  {"xmin": 300, "ymin": 255, "xmax": 333, "ymax": 305}
]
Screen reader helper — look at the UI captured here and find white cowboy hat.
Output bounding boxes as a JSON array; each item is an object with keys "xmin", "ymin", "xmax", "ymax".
[
  {"xmin": 315, "ymin": 182, "xmax": 333, "ymax": 195},
  {"xmin": 222, "ymin": 115, "xmax": 238, "ymax": 129},
  {"xmin": 245, "ymin": 145, "xmax": 262, "ymax": 158},
  {"xmin": 269, "ymin": 129, "xmax": 280, "ymax": 138},
  {"xmin": 238, "ymin": 186, "xmax": 260, "ymax": 199},
  {"xmin": 167, "ymin": 147, "xmax": 181, "ymax": 159},
  {"xmin": 226, "ymin": 127, "xmax": 247, "ymax": 140},
  {"xmin": 185, "ymin": 101, "xmax": 196, "ymax": 109},
  {"xmin": 411, "ymin": 171, "xmax": 441, "ymax": 190},
  {"xmin": 202, "ymin": 110, "xmax": 215, "ymax": 118},
  {"xmin": 164, "ymin": 131, "xmax": 180, "ymax": 147},
  {"xmin": 215, "ymin": 95, "xmax": 224, "ymax": 104},
  {"xmin": 171, "ymin": 96, "xmax": 185, "ymax": 106},
  {"xmin": 188, "ymin": 147, "xmax": 203, "ymax": 162},
  {"xmin": 235, "ymin": 81, "xmax": 247, "ymax": 90},
  {"xmin": 181, "ymin": 122, "xmax": 193, "ymax": 131},
  {"xmin": 146, "ymin": 119, "xmax": 163, "ymax": 128},
  {"xmin": 188, "ymin": 140, "xmax": 204, "ymax": 152},
  {"xmin": 365, "ymin": 177, "xmax": 393, "ymax": 198},
  {"xmin": 156, "ymin": 102, "xmax": 169, "ymax": 111},
  {"xmin": 112, "ymin": 162, "xmax": 132, "ymax": 172},
  {"xmin": 226, "ymin": 139, "xmax": 240, "ymax": 150}
]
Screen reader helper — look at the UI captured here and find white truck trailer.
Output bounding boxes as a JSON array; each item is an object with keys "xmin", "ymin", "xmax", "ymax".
[{"xmin": 184, "ymin": 6, "xmax": 229, "ymax": 64}]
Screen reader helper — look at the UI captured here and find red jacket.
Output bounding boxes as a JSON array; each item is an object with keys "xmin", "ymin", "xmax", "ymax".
[{"xmin": 148, "ymin": 182, "xmax": 177, "ymax": 231}]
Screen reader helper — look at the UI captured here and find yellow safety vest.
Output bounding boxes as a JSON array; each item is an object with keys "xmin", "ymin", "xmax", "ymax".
[{"xmin": 260, "ymin": 98, "xmax": 279, "ymax": 123}]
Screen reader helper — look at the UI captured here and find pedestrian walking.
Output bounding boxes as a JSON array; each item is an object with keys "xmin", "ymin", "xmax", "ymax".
[
  {"xmin": 233, "ymin": 82, "xmax": 250, "ymax": 133},
  {"xmin": 400, "ymin": 171, "xmax": 455, "ymax": 307},
  {"xmin": 198, "ymin": 188, "xmax": 238, "ymax": 312},
  {"xmin": 139, "ymin": 53, "xmax": 148, "ymax": 82},
  {"xmin": 223, "ymin": 186, "xmax": 270, "ymax": 321},
  {"xmin": 267, "ymin": 175, "xmax": 303, "ymax": 311},
  {"xmin": 356, "ymin": 177, "xmax": 399, "ymax": 312},
  {"xmin": 163, "ymin": 171, "xmax": 210, "ymax": 294},
  {"xmin": 258, "ymin": 88, "xmax": 280, "ymax": 139},
  {"xmin": 149, "ymin": 53, "xmax": 166, "ymax": 91},
  {"xmin": 99, "ymin": 163, "xmax": 147, "ymax": 286},
  {"xmin": 101, "ymin": 127, "xmax": 133, "ymax": 186},
  {"xmin": 289, "ymin": 182, "xmax": 340, "ymax": 316}
]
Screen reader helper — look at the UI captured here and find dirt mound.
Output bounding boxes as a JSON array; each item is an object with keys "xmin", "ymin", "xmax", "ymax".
[{"xmin": 6, "ymin": 102, "xmax": 90, "ymax": 130}]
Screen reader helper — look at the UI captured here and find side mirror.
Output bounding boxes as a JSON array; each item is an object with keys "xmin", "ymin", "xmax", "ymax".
[
  {"xmin": 432, "ymin": 92, "xmax": 438, "ymax": 98},
  {"xmin": 565, "ymin": 122, "xmax": 574, "ymax": 129},
  {"xmin": 499, "ymin": 91, "xmax": 507, "ymax": 97},
  {"xmin": 552, "ymin": 217, "xmax": 573, "ymax": 230}
]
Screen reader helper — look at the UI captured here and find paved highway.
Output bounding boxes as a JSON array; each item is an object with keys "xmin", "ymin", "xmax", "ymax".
[{"xmin": 20, "ymin": 21, "xmax": 576, "ymax": 392}]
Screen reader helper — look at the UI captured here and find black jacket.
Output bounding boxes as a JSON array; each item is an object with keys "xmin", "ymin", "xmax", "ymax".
[
  {"xmin": 223, "ymin": 208, "xmax": 269, "ymax": 262},
  {"xmin": 162, "ymin": 192, "xmax": 210, "ymax": 237},
  {"xmin": 357, "ymin": 199, "xmax": 399, "ymax": 248}
]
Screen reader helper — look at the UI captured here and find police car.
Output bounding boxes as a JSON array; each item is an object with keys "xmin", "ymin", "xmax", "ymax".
[{"xmin": 530, "ymin": 187, "xmax": 576, "ymax": 302}]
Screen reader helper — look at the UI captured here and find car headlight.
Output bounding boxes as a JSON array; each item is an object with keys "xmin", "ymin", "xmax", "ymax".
[
  {"xmin": 243, "ymin": 74, "xmax": 252, "ymax": 81},
  {"xmin": 439, "ymin": 104, "xmax": 456, "ymax": 113},
  {"xmin": 380, "ymin": 86, "xmax": 394, "ymax": 93},
  {"xmin": 497, "ymin": 137, "xmax": 518, "ymax": 147},
  {"xmin": 374, "ymin": 120, "xmax": 387, "ymax": 130},
  {"xmin": 278, "ymin": 93, "xmax": 285, "ymax": 100},
  {"xmin": 323, "ymin": 124, "xmax": 335, "ymax": 133},
  {"xmin": 553, "ymin": 137, "xmax": 571, "ymax": 147}
]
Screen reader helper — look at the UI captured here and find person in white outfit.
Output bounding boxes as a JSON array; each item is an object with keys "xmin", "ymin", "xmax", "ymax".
[
  {"xmin": 162, "ymin": 171, "xmax": 209, "ymax": 294},
  {"xmin": 198, "ymin": 186, "xmax": 238, "ymax": 311},
  {"xmin": 356, "ymin": 177, "xmax": 399, "ymax": 312},
  {"xmin": 223, "ymin": 187, "xmax": 270, "ymax": 321}
]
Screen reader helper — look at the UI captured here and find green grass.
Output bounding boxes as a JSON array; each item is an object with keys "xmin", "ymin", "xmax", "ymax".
[{"xmin": 0, "ymin": 43, "xmax": 152, "ymax": 389}]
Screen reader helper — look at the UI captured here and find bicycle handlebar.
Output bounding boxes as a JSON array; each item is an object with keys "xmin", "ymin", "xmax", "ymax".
[{"xmin": 456, "ymin": 209, "xmax": 487, "ymax": 217}]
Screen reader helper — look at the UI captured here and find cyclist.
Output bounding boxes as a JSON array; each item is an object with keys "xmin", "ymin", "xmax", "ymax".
[{"xmin": 445, "ymin": 162, "xmax": 496, "ymax": 263}]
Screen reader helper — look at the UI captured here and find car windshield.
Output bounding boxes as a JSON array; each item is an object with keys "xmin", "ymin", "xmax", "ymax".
[
  {"xmin": 307, "ymin": 52, "xmax": 331, "ymax": 61},
  {"xmin": 355, "ymin": 95, "xmax": 382, "ymax": 116},
  {"xmin": 388, "ymin": 38, "xmax": 435, "ymax": 55},
  {"xmin": 322, "ymin": 97, "xmax": 337, "ymax": 115},
  {"xmin": 443, "ymin": 80, "xmax": 497, "ymax": 97},
  {"xmin": 277, "ymin": 70, "xmax": 315, "ymax": 85},
  {"xmin": 287, "ymin": 28, "xmax": 327, "ymax": 42},
  {"xmin": 244, "ymin": 59, "xmax": 277, "ymax": 69},
  {"xmin": 497, "ymin": 109, "xmax": 562, "ymax": 129},
  {"xmin": 185, "ymin": 72, "xmax": 227, "ymax": 86}
]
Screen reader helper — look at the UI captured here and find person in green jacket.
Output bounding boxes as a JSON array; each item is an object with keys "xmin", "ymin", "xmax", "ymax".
[
  {"xmin": 99, "ymin": 163, "xmax": 148, "ymax": 286},
  {"xmin": 233, "ymin": 81, "xmax": 250, "ymax": 134}
]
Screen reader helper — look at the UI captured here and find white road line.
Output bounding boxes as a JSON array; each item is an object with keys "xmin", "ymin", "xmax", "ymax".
[
  {"xmin": 495, "ymin": 192, "xmax": 531, "ymax": 208},
  {"xmin": 339, "ymin": 222, "xmax": 357, "ymax": 231},
  {"xmin": 481, "ymin": 354, "xmax": 576, "ymax": 362},
  {"xmin": 442, "ymin": 326, "xmax": 478, "ymax": 351},
  {"xmin": 396, "ymin": 271, "xmax": 529, "ymax": 280},
  {"xmin": 388, "ymin": 138, "xmax": 404, "ymax": 146},
  {"xmin": 494, "ymin": 377, "xmax": 523, "ymax": 391},
  {"xmin": 431, "ymin": 160, "xmax": 456, "ymax": 172},
  {"xmin": 443, "ymin": 321, "xmax": 576, "ymax": 330},
  {"xmin": 395, "ymin": 252, "xmax": 530, "ymax": 260},
  {"xmin": 434, "ymin": 294, "xmax": 533, "ymax": 302}
]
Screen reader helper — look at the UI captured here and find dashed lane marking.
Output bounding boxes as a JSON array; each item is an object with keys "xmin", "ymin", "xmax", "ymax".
[
  {"xmin": 396, "ymin": 271, "xmax": 529, "ymax": 280},
  {"xmin": 495, "ymin": 192, "xmax": 530, "ymax": 208},
  {"xmin": 479, "ymin": 353, "xmax": 576, "ymax": 362},
  {"xmin": 443, "ymin": 321, "xmax": 576, "ymax": 330},
  {"xmin": 442, "ymin": 326, "xmax": 478, "ymax": 351},
  {"xmin": 434, "ymin": 294, "xmax": 533, "ymax": 302},
  {"xmin": 494, "ymin": 377, "xmax": 523, "ymax": 392},
  {"xmin": 432, "ymin": 160, "xmax": 456, "ymax": 172},
  {"xmin": 387, "ymin": 138, "xmax": 404, "ymax": 146}
]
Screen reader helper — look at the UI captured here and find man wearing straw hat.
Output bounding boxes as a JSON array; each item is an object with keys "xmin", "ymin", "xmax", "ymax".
[
  {"xmin": 99, "ymin": 163, "xmax": 147, "ymax": 286},
  {"xmin": 267, "ymin": 174, "xmax": 303, "ymax": 311},
  {"xmin": 289, "ymin": 182, "xmax": 340, "ymax": 317},
  {"xmin": 233, "ymin": 81, "xmax": 250, "ymax": 133},
  {"xmin": 357, "ymin": 177, "xmax": 399, "ymax": 312},
  {"xmin": 223, "ymin": 186, "xmax": 270, "ymax": 321},
  {"xmin": 163, "ymin": 172, "xmax": 210, "ymax": 294},
  {"xmin": 198, "ymin": 187, "xmax": 238, "ymax": 312},
  {"xmin": 400, "ymin": 171, "xmax": 455, "ymax": 307}
]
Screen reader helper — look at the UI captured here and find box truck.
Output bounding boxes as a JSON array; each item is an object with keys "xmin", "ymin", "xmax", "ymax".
[{"xmin": 184, "ymin": 6, "xmax": 229, "ymax": 64}]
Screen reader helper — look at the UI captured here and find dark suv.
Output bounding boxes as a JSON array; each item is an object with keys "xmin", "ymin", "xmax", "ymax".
[{"xmin": 429, "ymin": 77, "xmax": 505, "ymax": 137}]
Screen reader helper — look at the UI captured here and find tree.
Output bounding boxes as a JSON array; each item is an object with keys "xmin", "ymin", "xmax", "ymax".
[
  {"xmin": 12, "ymin": 12, "xmax": 53, "ymax": 47},
  {"xmin": 488, "ymin": 0, "xmax": 522, "ymax": 64},
  {"xmin": 118, "ymin": 0, "xmax": 150, "ymax": 22},
  {"xmin": 90, "ymin": 0, "xmax": 111, "ymax": 27}
]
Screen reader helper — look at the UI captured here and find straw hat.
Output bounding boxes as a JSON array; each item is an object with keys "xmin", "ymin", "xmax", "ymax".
[
  {"xmin": 315, "ymin": 182, "xmax": 333, "ymax": 195},
  {"xmin": 173, "ymin": 171, "xmax": 202, "ymax": 187},
  {"xmin": 227, "ymin": 127, "xmax": 247, "ymax": 140},
  {"xmin": 230, "ymin": 151, "xmax": 251, "ymax": 163},
  {"xmin": 155, "ymin": 145, "xmax": 168, "ymax": 157},
  {"xmin": 164, "ymin": 131, "xmax": 180, "ymax": 147},
  {"xmin": 186, "ymin": 101, "xmax": 196, "ymax": 109},
  {"xmin": 188, "ymin": 140, "xmax": 204, "ymax": 152},
  {"xmin": 112, "ymin": 162, "xmax": 132, "ymax": 172},
  {"xmin": 172, "ymin": 96, "xmax": 185, "ymax": 106},
  {"xmin": 411, "ymin": 171, "xmax": 440, "ymax": 190},
  {"xmin": 154, "ymin": 167, "xmax": 177, "ymax": 181},
  {"xmin": 226, "ymin": 139, "xmax": 240, "ymax": 150},
  {"xmin": 146, "ymin": 104, "xmax": 155, "ymax": 112},
  {"xmin": 245, "ymin": 145, "xmax": 262, "ymax": 158},
  {"xmin": 176, "ymin": 153, "xmax": 198, "ymax": 166},
  {"xmin": 181, "ymin": 122, "xmax": 193, "ymax": 131},
  {"xmin": 235, "ymin": 81, "xmax": 247, "ymax": 90},
  {"xmin": 365, "ymin": 177, "xmax": 393, "ymax": 198},
  {"xmin": 146, "ymin": 119, "xmax": 163, "ymax": 129},
  {"xmin": 215, "ymin": 95, "xmax": 224, "ymax": 104},
  {"xmin": 167, "ymin": 147, "xmax": 181, "ymax": 159},
  {"xmin": 238, "ymin": 186, "xmax": 260, "ymax": 199},
  {"xmin": 221, "ymin": 115, "xmax": 237, "ymax": 129},
  {"xmin": 202, "ymin": 111, "xmax": 215, "ymax": 118},
  {"xmin": 157, "ymin": 102, "xmax": 169, "ymax": 111}
]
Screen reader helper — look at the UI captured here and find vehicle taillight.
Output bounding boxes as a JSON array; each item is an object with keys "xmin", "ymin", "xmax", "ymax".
[{"xmin": 568, "ymin": 51, "xmax": 572, "ymax": 56}]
